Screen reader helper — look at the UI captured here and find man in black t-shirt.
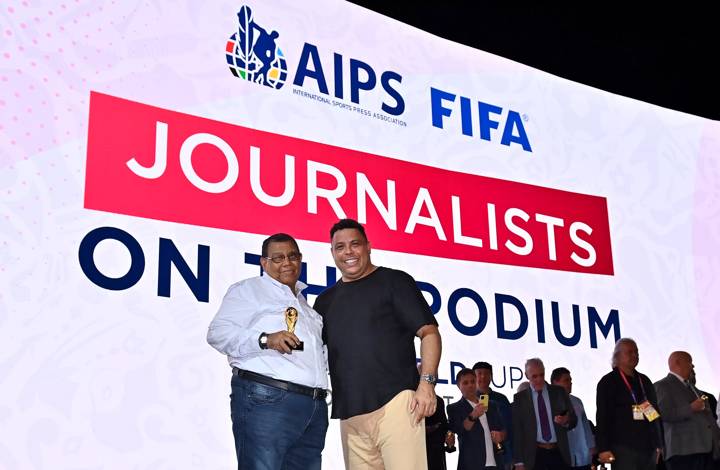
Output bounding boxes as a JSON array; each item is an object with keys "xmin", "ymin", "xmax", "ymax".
[{"xmin": 314, "ymin": 218, "xmax": 442, "ymax": 470}]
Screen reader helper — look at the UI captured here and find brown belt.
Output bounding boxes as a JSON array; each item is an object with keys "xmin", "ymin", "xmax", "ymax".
[{"xmin": 536, "ymin": 442, "xmax": 558, "ymax": 450}]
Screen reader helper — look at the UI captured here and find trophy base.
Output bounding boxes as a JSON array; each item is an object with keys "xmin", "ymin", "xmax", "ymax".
[{"xmin": 292, "ymin": 341, "xmax": 304, "ymax": 351}]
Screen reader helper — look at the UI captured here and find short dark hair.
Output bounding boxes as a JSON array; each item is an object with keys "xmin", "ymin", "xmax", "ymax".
[
  {"xmin": 261, "ymin": 233, "xmax": 300, "ymax": 258},
  {"xmin": 456, "ymin": 367, "xmax": 475, "ymax": 382},
  {"xmin": 550, "ymin": 367, "xmax": 571, "ymax": 384},
  {"xmin": 472, "ymin": 361, "xmax": 493, "ymax": 374},
  {"xmin": 330, "ymin": 218, "xmax": 367, "ymax": 241}
]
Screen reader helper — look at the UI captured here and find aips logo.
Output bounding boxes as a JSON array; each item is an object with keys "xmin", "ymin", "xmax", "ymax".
[
  {"xmin": 225, "ymin": 6, "xmax": 288, "ymax": 89},
  {"xmin": 224, "ymin": 5, "xmax": 405, "ymax": 116}
]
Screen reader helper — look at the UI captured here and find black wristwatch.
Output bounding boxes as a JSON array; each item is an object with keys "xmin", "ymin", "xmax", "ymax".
[
  {"xmin": 467, "ymin": 414, "xmax": 477, "ymax": 422},
  {"xmin": 258, "ymin": 332, "xmax": 268, "ymax": 350}
]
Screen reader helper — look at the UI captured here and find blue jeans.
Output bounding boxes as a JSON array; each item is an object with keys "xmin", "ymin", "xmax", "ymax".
[{"xmin": 230, "ymin": 375, "xmax": 328, "ymax": 470}]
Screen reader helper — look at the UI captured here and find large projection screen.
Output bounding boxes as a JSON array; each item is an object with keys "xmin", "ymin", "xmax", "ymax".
[{"xmin": 2, "ymin": 1, "xmax": 720, "ymax": 468}]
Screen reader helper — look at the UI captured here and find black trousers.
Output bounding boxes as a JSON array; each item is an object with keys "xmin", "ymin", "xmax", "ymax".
[
  {"xmin": 425, "ymin": 444, "xmax": 446, "ymax": 470},
  {"xmin": 666, "ymin": 452, "xmax": 713, "ymax": 470},
  {"xmin": 609, "ymin": 445, "xmax": 656, "ymax": 470},
  {"xmin": 534, "ymin": 447, "xmax": 569, "ymax": 470}
]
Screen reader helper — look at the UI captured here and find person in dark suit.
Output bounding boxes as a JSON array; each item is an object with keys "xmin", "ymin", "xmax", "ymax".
[
  {"xmin": 690, "ymin": 376, "xmax": 720, "ymax": 470},
  {"xmin": 690, "ymin": 370, "xmax": 719, "ymax": 422},
  {"xmin": 448, "ymin": 368, "xmax": 506, "ymax": 470},
  {"xmin": 473, "ymin": 361, "xmax": 514, "ymax": 470},
  {"xmin": 655, "ymin": 351, "xmax": 720, "ymax": 470},
  {"xmin": 512, "ymin": 358, "xmax": 577, "ymax": 470},
  {"xmin": 425, "ymin": 394, "xmax": 451, "ymax": 470},
  {"xmin": 421, "ymin": 360, "xmax": 452, "ymax": 470},
  {"xmin": 551, "ymin": 367, "xmax": 596, "ymax": 470},
  {"xmin": 595, "ymin": 338, "xmax": 662, "ymax": 470}
]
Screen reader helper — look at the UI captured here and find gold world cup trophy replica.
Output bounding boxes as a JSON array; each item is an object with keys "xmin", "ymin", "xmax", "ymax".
[{"xmin": 285, "ymin": 307, "xmax": 304, "ymax": 351}]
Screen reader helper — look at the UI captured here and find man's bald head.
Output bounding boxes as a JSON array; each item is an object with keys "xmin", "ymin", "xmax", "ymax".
[{"xmin": 668, "ymin": 351, "xmax": 694, "ymax": 380}]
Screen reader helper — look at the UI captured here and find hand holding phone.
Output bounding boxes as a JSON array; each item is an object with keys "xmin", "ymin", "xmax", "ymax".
[{"xmin": 478, "ymin": 394, "xmax": 489, "ymax": 408}]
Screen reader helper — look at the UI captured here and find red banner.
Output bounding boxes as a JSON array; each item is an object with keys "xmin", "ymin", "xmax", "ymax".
[{"xmin": 85, "ymin": 92, "xmax": 613, "ymax": 274}]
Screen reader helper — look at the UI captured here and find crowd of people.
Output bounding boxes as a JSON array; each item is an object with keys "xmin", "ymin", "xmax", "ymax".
[
  {"xmin": 425, "ymin": 339, "xmax": 720, "ymax": 470},
  {"xmin": 205, "ymin": 218, "xmax": 720, "ymax": 470}
]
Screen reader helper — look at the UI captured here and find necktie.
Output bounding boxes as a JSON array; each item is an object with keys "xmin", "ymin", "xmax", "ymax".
[
  {"xmin": 537, "ymin": 389, "xmax": 552, "ymax": 442},
  {"xmin": 685, "ymin": 380, "xmax": 700, "ymax": 398}
]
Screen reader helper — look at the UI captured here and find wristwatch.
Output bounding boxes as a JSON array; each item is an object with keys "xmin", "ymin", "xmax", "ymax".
[
  {"xmin": 258, "ymin": 332, "xmax": 268, "ymax": 350},
  {"xmin": 420, "ymin": 373, "xmax": 437, "ymax": 385},
  {"xmin": 467, "ymin": 414, "xmax": 478, "ymax": 422}
]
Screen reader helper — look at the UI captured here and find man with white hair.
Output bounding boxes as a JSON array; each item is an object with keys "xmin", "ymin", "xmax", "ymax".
[
  {"xmin": 512, "ymin": 358, "xmax": 576, "ymax": 470},
  {"xmin": 595, "ymin": 338, "xmax": 662, "ymax": 470}
]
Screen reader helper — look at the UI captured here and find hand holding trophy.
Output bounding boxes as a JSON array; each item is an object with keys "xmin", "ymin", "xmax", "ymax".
[{"xmin": 285, "ymin": 307, "xmax": 304, "ymax": 351}]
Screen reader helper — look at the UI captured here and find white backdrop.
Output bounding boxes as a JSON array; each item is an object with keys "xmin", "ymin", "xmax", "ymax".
[{"xmin": 2, "ymin": 1, "xmax": 720, "ymax": 469}]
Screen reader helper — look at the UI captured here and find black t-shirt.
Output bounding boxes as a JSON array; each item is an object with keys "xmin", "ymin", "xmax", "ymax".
[{"xmin": 314, "ymin": 267, "xmax": 437, "ymax": 419}]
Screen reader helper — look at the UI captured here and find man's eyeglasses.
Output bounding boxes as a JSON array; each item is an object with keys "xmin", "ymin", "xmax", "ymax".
[{"xmin": 264, "ymin": 253, "xmax": 302, "ymax": 264}]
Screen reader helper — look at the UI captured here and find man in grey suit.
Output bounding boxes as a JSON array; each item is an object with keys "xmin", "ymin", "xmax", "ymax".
[
  {"xmin": 512, "ymin": 358, "xmax": 577, "ymax": 470},
  {"xmin": 655, "ymin": 351, "xmax": 720, "ymax": 470}
]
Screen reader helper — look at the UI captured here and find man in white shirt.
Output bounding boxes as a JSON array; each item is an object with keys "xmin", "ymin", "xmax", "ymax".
[
  {"xmin": 207, "ymin": 233, "xmax": 328, "ymax": 470},
  {"xmin": 512, "ymin": 358, "xmax": 576, "ymax": 470},
  {"xmin": 448, "ymin": 368, "xmax": 506, "ymax": 469}
]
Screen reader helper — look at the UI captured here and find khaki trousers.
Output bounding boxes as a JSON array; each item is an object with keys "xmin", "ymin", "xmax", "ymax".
[{"xmin": 340, "ymin": 390, "xmax": 428, "ymax": 470}]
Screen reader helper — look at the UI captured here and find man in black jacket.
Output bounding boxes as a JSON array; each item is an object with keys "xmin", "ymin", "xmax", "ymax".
[
  {"xmin": 595, "ymin": 338, "xmax": 662, "ymax": 470},
  {"xmin": 422, "ymin": 363, "xmax": 452, "ymax": 470},
  {"xmin": 473, "ymin": 361, "xmax": 514, "ymax": 470},
  {"xmin": 448, "ymin": 368, "xmax": 506, "ymax": 470}
]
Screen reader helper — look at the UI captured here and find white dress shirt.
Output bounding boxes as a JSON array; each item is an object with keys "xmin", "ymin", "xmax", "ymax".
[
  {"xmin": 532, "ymin": 384, "xmax": 558, "ymax": 443},
  {"xmin": 207, "ymin": 274, "xmax": 328, "ymax": 389},
  {"xmin": 669, "ymin": 371, "xmax": 690, "ymax": 387}
]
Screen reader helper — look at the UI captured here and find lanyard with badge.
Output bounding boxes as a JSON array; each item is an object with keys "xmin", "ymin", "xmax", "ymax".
[{"xmin": 619, "ymin": 370, "xmax": 660, "ymax": 422}]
